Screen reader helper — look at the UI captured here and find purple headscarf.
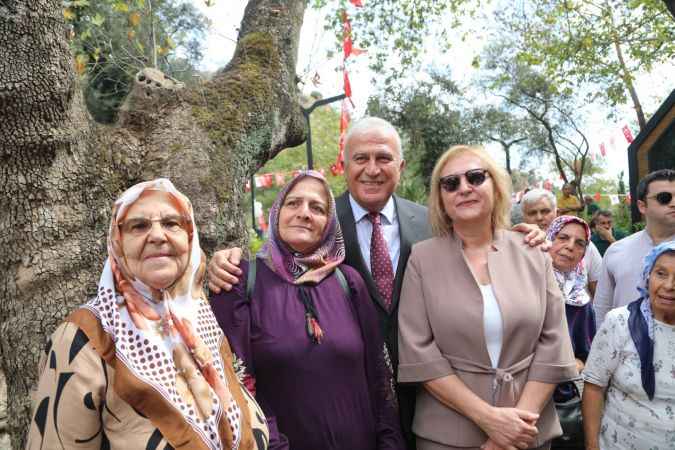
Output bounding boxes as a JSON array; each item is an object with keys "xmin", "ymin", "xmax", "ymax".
[
  {"xmin": 258, "ymin": 170, "xmax": 345, "ymax": 285},
  {"xmin": 546, "ymin": 215, "xmax": 592, "ymax": 306}
]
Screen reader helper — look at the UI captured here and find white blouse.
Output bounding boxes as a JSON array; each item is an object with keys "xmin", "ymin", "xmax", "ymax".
[{"xmin": 479, "ymin": 284, "xmax": 503, "ymax": 368}]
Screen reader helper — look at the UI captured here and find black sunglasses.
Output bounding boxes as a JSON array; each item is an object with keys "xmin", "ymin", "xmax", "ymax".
[
  {"xmin": 648, "ymin": 191, "xmax": 673, "ymax": 206},
  {"xmin": 439, "ymin": 169, "xmax": 490, "ymax": 193}
]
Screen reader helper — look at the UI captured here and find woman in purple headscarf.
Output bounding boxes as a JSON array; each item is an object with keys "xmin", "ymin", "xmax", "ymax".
[
  {"xmin": 546, "ymin": 215, "xmax": 597, "ymax": 376},
  {"xmin": 209, "ymin": 171, "xmax": 404, "ymax": 450},
  {"xmin": 582, "ymin": 240, "xmax": 675, "ymax": 450}
]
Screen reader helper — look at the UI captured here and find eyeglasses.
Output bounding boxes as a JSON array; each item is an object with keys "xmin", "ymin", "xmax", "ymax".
[
  {"xmin": 118, "ymin": 215, "xmax": 188, "ymax": 236},
  {"xmin": 439, "ymin": 169, "xmax": 490, "ymax": 193},
  {"xmin": 648, "ymin": 191, "xmax": 674, "ymax": 206}
]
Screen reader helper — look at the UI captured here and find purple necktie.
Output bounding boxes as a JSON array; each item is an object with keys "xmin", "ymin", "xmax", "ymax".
[{"xmin": 368, "ymin": 212, "xmax": 394, "ymax": 309}]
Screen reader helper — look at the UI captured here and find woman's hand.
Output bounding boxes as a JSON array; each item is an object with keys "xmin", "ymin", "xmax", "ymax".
[
  {"xmin": 207, "ymin": 247, "xmax": 243, "ymax": 293},
  {"xmin": 476, "ymin": 406, "xmax": 539, "ymax": 449},
  {"xmin": 512, "ymin": 223, "xmax": 551, "ymax": 251},
  {"xmin": 575, "ymin": 358, "xmax": 585, "ymax": 373}
]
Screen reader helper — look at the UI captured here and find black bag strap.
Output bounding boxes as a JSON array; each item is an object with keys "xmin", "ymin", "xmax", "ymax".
[
  {"xmin": 245, "ymin": 258, "xmax": 350, "ymax": 300},
  {"xmin": 246, "ymin": 258, "xmax": 257, "ymax": 300}
]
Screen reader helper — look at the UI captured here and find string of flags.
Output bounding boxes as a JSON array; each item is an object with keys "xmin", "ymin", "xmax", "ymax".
[
  {"xmin": 330, "ymin": 2, "xmax": 365, "ymax": 176},
  {"xmin": 245, "ymin": 168, "xmax": 328, "ymax": 192},
  {"xmin": 592, "ymin": 124, "xmax": 635, "ymax": 160}
]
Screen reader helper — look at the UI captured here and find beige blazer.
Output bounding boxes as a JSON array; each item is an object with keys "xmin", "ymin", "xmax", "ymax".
[{"xmin": 398, "ymin": 230, "xmax": 577, "ymax": 448}]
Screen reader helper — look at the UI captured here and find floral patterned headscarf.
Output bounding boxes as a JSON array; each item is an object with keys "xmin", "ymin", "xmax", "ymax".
[
  {"xmin": 84, "ymin": 178, "xmax": 242, "ymax": 450},
  {"xmin": 546, "ymin": 215, "xmax": 592, "ymax": 306},
  {"xmin": 258, "ymin": 170, "xmax": 345, "ymax": 285},
  {"xmin": 628, "ymin": 239, "xmax": 675, "ymax": 400}
]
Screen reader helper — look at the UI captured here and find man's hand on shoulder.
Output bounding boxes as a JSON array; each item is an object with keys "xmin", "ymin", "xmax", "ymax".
[
  {"xmin": 207, "ymin": 247, "xmax": 243, "ymax": 293},
  {"xmin": 511, "ymin": 223, "xmax": 551, "ymax": 252}
]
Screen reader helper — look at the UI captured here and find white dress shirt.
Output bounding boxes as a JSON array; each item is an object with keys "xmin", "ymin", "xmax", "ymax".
[
  {"xmin": 583, "ymin": 241, "xmax": 602, "ymax": 283},
  {"xmin": 479, "ymin": 284, "xmax": 503, "ymax": 368},
  {"xmin": 349, "ymin": 194, "xmax": 401, "ymax": 274}
]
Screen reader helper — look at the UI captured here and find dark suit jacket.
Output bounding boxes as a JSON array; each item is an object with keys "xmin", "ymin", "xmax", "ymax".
[{"xmin": 336, "ymin": 192, "xmax": 431, "ymax": 450}]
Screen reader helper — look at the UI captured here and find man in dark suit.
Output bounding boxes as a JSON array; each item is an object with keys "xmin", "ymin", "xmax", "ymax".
[{"xmin": 334, "ymin": 117, "xmax": 430, "ymax": 449}]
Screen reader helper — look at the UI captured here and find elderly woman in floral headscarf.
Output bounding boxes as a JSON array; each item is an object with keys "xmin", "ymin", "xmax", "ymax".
[
  {"xmin": 210, "ymin": 170, "xmax": 404, "ymax": 450},
  {"xmin": 26, "ymin": 179, "xmax": 267, "ymax": 450},
  {"xmin": 582, "ymin": 240, "xmax": 675, "ymax": 450},
  {"xmin": 546, "ymin": 215, "xmax": 597, "ymax": 375}
]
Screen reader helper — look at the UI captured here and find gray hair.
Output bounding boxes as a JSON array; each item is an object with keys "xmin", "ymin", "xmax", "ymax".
[
  {"xmin": 522, "ymin": 188, "xmax": 557, "ymax": 209},
  {"xmin": 343, "ymin": 116, "xmax": 403, "ymax": 164}
]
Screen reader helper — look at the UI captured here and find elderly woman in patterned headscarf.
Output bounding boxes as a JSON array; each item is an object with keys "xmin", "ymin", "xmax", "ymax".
[
  {"xmin": 26, "ymin": 179, "xmax": 268, "ymax": 450},
  {"xmin": 546, "ymin": 215, "xmax": 597, "ymax": 376},
  {"xmin": 582, "ymin": 240, "xmax": 675, "ymax": 450},
  {"xmin": 210, "ymin": 170, "xmax": 403, "ymax": 450}
]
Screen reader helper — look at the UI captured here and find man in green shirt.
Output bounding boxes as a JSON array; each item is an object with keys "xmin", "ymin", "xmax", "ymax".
[{"xmin": 590, "ymin": 210, "xmax": 629, "ymax": 256}]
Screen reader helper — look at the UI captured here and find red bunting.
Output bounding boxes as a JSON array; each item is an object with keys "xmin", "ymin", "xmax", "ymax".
[
  {"xmin": 274, "ymin": 173, "xmax": 286, "ymax": 187},
  {"xmin": 599, "ymin": 143, "xmax": 606, "ymax": 156},
  {"xmin": 343, "ymin": 70, "xmax": 352, "ymax": 98},
  {"xmin": 594, "ymin": 192, "xmax": 601, "ymax": 202},
  {"xmin": 349, "ymin": 0, "xmax": 363, "ymax": 6},
  {"xmin": 543, "ymin": 179, "xmax": 553, "ymax": 191},
  {"xmin": 622, "ymin": 124, "xmax": 634, "ymax": 143},
  {"xmin": 332, "ymin": 100, "xmax": 351, "ymax": 176}
]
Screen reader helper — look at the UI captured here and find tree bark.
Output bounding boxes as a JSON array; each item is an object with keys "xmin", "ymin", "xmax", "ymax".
[{"xmin": 0, "ymin": 0, "xmax": 306, "ymax": 448}]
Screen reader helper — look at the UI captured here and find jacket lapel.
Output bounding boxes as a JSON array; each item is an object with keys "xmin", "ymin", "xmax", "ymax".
[
  {"xmin": 392, "ymin": 195, "xmax": 413, "ymax": 311},
  {"xmin": 336, "ymin": 192, "xmax": 390, "ymax": 313}
]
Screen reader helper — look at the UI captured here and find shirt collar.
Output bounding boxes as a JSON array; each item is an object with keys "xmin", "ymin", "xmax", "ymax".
[{"xmin": 349, "ymin": 194, "xmax": 396, "ymax": 225}]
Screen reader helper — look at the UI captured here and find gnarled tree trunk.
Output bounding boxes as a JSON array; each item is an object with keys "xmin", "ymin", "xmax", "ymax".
[{"xmin": 0, "ymin": 0, "xmax": 306, "ymax": 448}]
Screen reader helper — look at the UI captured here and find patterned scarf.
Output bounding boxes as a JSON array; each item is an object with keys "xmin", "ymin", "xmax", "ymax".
[
  {"xmin": 84, "ymin": 179, "xmax": 241, "ymax": 450},
  {"xmin": 628, "ymin": 240, "xmax": 675, "ymax": 400},
  {"xmin": 258, "ymin": 170, "xmax": 345, "ymax": 285},
  {"xmin": 546, "ymin": 215, "xmax": 592, "ymax": 306}
]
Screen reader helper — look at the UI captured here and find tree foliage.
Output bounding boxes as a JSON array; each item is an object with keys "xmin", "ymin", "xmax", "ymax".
[
  {"xmin": 499, "ymin": 0, "xmax": 675, "ymax": 129},
  {"xmin": 65, "ymin": 0, "xmax": 208, "ymax": 122},
  {"xmin": 312, "ymin": 0, "xmax": 481, "ymax": 87},
  {"xmin": 483, "ymin": 42, "xmax": 594, "ymax": 196},
  {"xmin": 367, "ymin": 74, "xmax": 482, "ymax": 188}
]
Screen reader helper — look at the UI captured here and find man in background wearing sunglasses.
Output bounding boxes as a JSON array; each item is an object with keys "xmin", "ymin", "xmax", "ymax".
[{"xmin": 594, "ymin": 169, "xmax": 675, "ymax": 328}]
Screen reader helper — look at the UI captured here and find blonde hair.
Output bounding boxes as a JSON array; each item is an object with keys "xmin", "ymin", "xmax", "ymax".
[{"xmin": 428, "ymin": 145, "xmax": 512, "ymax": 237}]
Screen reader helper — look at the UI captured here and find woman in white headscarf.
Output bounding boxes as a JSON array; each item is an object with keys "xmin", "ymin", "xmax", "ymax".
[{"xmin": 26, "ymin": 179, "xmax": 268, "ymax": 450}]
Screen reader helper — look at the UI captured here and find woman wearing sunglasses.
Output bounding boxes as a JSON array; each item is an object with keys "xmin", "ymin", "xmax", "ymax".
[{"xmin": 398, "ymin": 145, "xmax": 577, "ymax": 450}]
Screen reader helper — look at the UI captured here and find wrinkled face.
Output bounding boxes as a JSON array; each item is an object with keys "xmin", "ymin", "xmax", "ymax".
[
  {"xmin": 649, "ymin": 252, "xmax": 675, "ymax": 321},
  {"xmin": 345, "ymin": 127, "xmax": 405, "ymax": 213},
  {"xmin": 550, "ymin": 223, "xmax": 588, "ymax": 272},
  {"xmin": 120, "ymin": 191, "xmax": 190, "ymax": 290},
  {"xmin": 440, "ymin": 153, "xmax": 494, "ymax": 225},
  {"xmin": 638, "ymin": 180, "xmax": 675, "ymax": 229},
  {"xmin": 523, "ymin": 197, "xmax": 556, "ymax": 231},
  {"xmin": 278, "ymin": 178, "xmax": 329, "ymax": 254},
  {"xmin": 595, "ymin": 214, "xmax": 613, "ymax": 231}
]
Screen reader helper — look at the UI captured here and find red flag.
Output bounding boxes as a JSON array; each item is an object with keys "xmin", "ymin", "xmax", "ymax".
[
  {"xmin": 599, "ymin": 143, "xmax": 607, "ymax": 156},
  {"xmin": 594, "ymin": 192, "xmax": 601, "ymax": 202},
  {"xmin": 342, "ymin": 12, "xmax": 353, "ymax": 59},
  {"xmin": 274, "ymin": 173, "xmax": 285, "ymax": 187},
  {"xmin": 622, "ymin": 124, "xmax": 634, "ymax": 143},
  {"xmin": 349, "ymin": 0, "xmax": 363, "ymax": 6},
  {"xmin": 343, "ymin": 70, "xmax": 352, "ymax": 98},
  {"xmin": 543, "ymin": 179, "xmax": 553, "ymax": 191}
]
